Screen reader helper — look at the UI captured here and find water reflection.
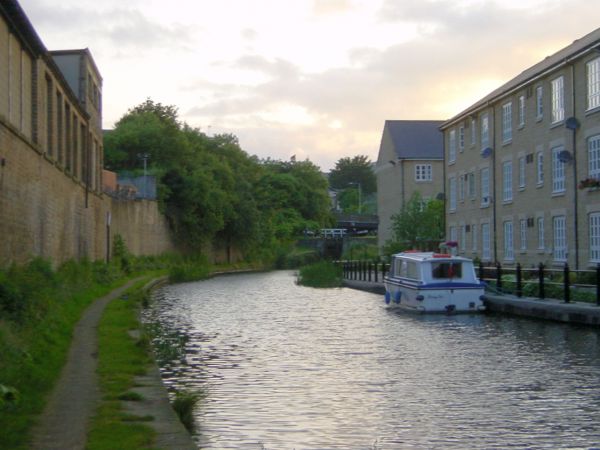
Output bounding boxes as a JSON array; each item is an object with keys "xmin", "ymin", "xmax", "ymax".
[{"xmin": 144, "ymin": 271, "xmax": 600, "ymax": 449}]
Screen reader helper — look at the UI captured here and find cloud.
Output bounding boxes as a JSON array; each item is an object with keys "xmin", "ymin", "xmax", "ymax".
[{"xmin": 313, "ymin": 0, "xmax": 354, "ymax": 16}]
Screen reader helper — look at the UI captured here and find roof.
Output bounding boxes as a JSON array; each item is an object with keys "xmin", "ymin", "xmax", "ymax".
[
  {"xmin": 393, "ymin": 251, "xmax": 472, "ymax": 262},
  {"xmin": 0, "ymin": 0, "xmax": 46, "ymax": 56},
  {"xmin": 442, "ymin": 26, "xmax": 600, "ymax": 129},
  {"xmin": 382, "ymin": 120, "xmax": 444, "ymax": 160}
]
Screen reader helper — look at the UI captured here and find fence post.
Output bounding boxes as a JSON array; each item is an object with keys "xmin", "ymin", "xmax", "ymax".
[
  {"xmin": 597, "ymin": 264, "xmax": 600, "ymax": 306},
  {"xmin": 374, "ymin": 262, "xmax": 378, "ymax": 283},
  {"xmin": 516, "ymin": 263, "xmax": 522, "ymax": 298},
  {"xmin": 479, "ymin": 262, "xmax": 484, "ymax": 281},
  {"xmin": 363, "ymin": 261, "xmax": 367, "ymax": 280},
  {"xmin": 382, "ymin": 262, "xmax": 387, "ymax": 280},
  {"xmin": 368, "ymin": 262, "xmax": 372, "ymax": 282},
  {"xmin": 538, "ymin": 263, "xmax": 545, "ymax": 299},
  {"xmin": 564, "ymin": 263, "xmax": 570, "ymax": 303},
  {"xmin": 496, "ymin": 262, "xmax": 502, "ymax": 291}
]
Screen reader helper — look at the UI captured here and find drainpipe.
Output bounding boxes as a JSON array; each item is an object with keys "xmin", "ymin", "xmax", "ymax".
[
  {"xmin": 491, "ymin": 106, "xmax": 498, "ymax": 263},
  {"xmin": 570, "ymin": 63, "xmax": 580, "ymax": 270}
]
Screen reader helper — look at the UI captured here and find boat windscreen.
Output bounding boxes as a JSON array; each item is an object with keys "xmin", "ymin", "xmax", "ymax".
[{"xmin": 431, "ymin": 262, "xmax": 462, "ymax": 279}]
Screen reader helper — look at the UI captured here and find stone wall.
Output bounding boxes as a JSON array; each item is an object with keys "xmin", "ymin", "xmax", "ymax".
[{"xmin": 0, "ymin": 118, "xmax": 176, "ymax": 267}]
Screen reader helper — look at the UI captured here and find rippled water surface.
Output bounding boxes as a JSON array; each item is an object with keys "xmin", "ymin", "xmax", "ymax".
[{"xmin": 144, "ymin": 271, "xmax": 600, "ymax": 449}]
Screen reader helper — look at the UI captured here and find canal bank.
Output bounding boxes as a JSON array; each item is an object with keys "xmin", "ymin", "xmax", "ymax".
[{"xmin": 342, "ymin": 279, "xmax": 600, "ymax": 326}]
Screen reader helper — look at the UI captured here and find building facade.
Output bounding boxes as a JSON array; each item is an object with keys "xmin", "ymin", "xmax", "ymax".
[
  {"xmin": 441, "ymin": 27, "xmax": 600, "ymax": 269},
  {"xmin": 375, "ymin": 120, "xmax": 444, "ymax": 248}
]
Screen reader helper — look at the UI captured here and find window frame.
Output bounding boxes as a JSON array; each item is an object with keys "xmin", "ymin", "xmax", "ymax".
[
  {"xmin": 502, "ymin": 102, "xmax": 512, "ymax": 143},
  {"xmin": 504, "ymin": 221, "xmax": 514, "ymax": 261},
  {"xmin": 503, "ymin": 160, "xmax": 513, "ymax": 202},
  {"xmin": 551, "ymin": 76, "xmax": 565, "ymax": 124},
  {"xmin": 552, "ymin": 146, "xmax": 566, "ymax": 194},
  {"xmin": 553, "ymin": 215, "xmax": 567, "ymax": 262},
  {"xmin": 587, "ymin": 57, "xmax": 600, "ymax": 111}
]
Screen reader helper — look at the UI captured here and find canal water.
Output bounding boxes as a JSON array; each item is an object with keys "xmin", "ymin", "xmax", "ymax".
[{"xmin": 144, "ymin": 271, "xmax": 600, "ymax": 449}]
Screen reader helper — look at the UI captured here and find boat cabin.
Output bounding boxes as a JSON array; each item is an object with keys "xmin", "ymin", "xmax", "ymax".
[{"xmin": 389, "ymin": 252, "xmax": 477, "ymax": 284}]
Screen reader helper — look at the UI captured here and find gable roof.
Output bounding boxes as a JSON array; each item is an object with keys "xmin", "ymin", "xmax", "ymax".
[
  {"xmin": 381, "ymin": 120, "xmax": 444, "ymax": 160},
  {"xmin": 442, "ymin": 26, "xmax": 600, "ymax": 129}
]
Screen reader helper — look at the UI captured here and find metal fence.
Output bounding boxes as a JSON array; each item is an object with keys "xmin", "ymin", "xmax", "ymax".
[{"xmin": 340, "ymin": 260, "xmax": 600, "ymax": 306}]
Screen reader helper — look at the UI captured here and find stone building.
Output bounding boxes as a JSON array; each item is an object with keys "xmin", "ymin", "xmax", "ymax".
[
  {"xmin": 441, "ymin": 27, "xmax": 600, "ymax": 270},
  {"xmin": 375, "ymin": 120, "xmax": 444, "ymax": 248},
  {"xmin": 0, "ymin": 0, "xmax": 175, "ymax": 266}
]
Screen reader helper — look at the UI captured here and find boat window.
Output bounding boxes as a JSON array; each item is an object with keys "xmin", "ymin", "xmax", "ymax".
[
  {"xmin": 431, "ymin": 262, "xmax": 462, "ymax": 279},
  {"xmin": 406, "ymin": 261, "xmax": 420, "ymax": 280}
]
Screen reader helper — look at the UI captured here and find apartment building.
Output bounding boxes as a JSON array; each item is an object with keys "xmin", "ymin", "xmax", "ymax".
[
  {"xmin": 0, "ymin": 0, "xmax": 103, "ymax": 194},
  {"xmin": 375, "ymin": 120, "xmax": 444, "ymax": 247},
  {"xmin": 441, "ymin": 27, "xmax": 600, "ymax": 269}
]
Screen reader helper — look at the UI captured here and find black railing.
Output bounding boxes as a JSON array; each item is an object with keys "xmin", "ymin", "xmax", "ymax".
[{"xmin": 340, "ymin": 260, "xmax": 600, "ymax": 305}]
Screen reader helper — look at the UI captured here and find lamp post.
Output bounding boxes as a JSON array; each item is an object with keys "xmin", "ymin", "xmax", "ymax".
[{"xmin": 137, "ymin": 153, "xmax": 150, "ymax": 199}]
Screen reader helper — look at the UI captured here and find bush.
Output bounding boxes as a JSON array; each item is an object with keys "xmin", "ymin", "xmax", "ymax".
[
  {"xmin": 171, "ymin": 390, "xmax": 201, "ymax": 432},
  {"xmin": 169, "ymin": 255, "xmax": 211, "ymax": 283},
  {"xmin": 297, "ymin": 261, "xmax": 342, "ymax": 288}
]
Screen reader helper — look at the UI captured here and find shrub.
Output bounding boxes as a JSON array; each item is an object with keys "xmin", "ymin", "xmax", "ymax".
[{"xmin": 297, "ymin": 261, "xmax": 342, "ymax": 288}]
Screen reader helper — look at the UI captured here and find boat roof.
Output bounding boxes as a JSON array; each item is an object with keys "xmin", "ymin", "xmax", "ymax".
[{"xmin": 392, "ymin": 251, "xmax": 473, "ymax": 263}]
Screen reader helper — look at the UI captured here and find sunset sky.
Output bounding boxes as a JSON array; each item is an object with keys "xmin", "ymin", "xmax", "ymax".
[{"xmin": 18, "ymin": 0, "xmax": 600, "ymax": 171}]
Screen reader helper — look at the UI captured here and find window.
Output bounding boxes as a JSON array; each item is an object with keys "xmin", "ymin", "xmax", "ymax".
[
  {"xmin": 482, "ymin": 223, "xmax": 491, "ymax": 260},
  {"xmin": 415, "ymin": 164, "xmax": 432, "ymax": 181},
  {"xmin": 536, "ymin": 86, "xmax": 543, "ymax": 120},
  {"xmin": 471, "ymin": 223, "xmax": 477, "ymax": 251},
  {"xmin": 520, "ymin": 219, "xmax": 527, "ymax": 251},
  {"xmin": 481, "ymin": 167, "xmax": 490, "ymax": 206},
  {"xmin": 459, "ymin": 126, "xmax": 465, "ymax": 152},
  {"xmin": 449, "ymin": 177, "xmax": 457, "ymax": 211},
  {"xmin": 518, "ymin": 95, "xmax": 525, "ymax": 127},
  {"xmin": 449, "ymin": 129, "xmax": 456, "ymax": 163},
  {"xmin": 551, "ymin": 76, "xmax": 565, "ymax": 123},
  {"xmin": 552, "ymin": 146, "xmax": 566, "ymax": 193},
  {"xmin": 432, "ymin": 262, "xmax": 462, "ymax": 279},
  {"xmin": 468, "ymin": 172, "xmax": 476, "ymax": 199},
  {"xmin": 471, "ymin": 118, "xmax": 476, "ymax": 145},
  {"xmin": 537, "ymin": 152, "xmax": 544, "ymax": 185},
  {"xmin": 502, "ymin": 102, "xmax": 512, "ymax": 142},
  {"xmin": 503, "ymin": 161, "xmax": 513, "ymax": 202},
  {"xmin": 587, "ymin": 57, "xmax": 600, "ymax": 111},
  {"xmin": 588, "ymin": 135, "xmax": 600, "ymax": 179},
  {"xmin": 537, "ymin": 217, "xmax": 545, "ymax": 250},
  {"xmin": 481, "ymin": 113, "xmax": 489, "ymax": 150},
  {"xmin": 553, "ymin": 216, "xmax": 567, "ymax": 261},
  {"xmin": 45, "ymin": 75, "xmax": 53, "ymax": 156},
  {"xmin": 460, "ymin": 226, "xmax": 466, "ymax": 252},
  {"xmin": 519, "ymin": 156, "xmax": 526, "ymax": 189},
  {"xmin": 504, "ymin": 221, "xmax": 514, "ymax": 260},
  {"xmin": 590, "ymin": 213, "xmax": 600, "ymax": 262},
  {"xmin": 459, "ymin": 175, "xmax": 465, "ymax": 202}
]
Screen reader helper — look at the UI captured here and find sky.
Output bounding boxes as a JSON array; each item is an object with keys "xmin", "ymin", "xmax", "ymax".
[{"xmin": 18, "ymin": 0, "xmax": 600, "ymax": 171}]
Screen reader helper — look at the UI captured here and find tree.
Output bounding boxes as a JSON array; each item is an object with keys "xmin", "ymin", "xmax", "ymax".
[
  {"xmin": 328, "ymin": 155, "xmax": 376, "ymax": 195},
  {"xmin": 387, "ymin": 192, "xmax": 444, "ymax": 251}
]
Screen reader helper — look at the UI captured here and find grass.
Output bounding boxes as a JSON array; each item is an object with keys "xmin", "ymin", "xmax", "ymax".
[
  {"xmin": 86, "ymin": 283, "xmax": 159, "ymax": 450},
  {"xmin": 297, "ymin": 260, "xmax": 343, "ymax": 288},
  {"xmin": 171, "ymin": 390, "xmax": 202, "ymax": 432}
]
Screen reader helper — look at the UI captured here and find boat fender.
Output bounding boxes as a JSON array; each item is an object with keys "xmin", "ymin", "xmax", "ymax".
[
  {"xmin": 416, "ymin": 295, "xmax": 424, "ymax": 302},
  {"xmin": 385, "ymin": 292, "xmax": 391, "ymax": 305},
  {"xmin": 394, "ymin": 291, "xmax": 402, "ymax": 304}
]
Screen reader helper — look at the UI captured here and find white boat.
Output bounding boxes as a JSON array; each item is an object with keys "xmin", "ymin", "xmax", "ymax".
[{"xmin": 384, "ymin": 251, "xmax": 486, "ymax": 313}]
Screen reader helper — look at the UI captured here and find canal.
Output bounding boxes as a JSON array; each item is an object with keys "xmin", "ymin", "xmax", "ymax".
[{"xmin": 144, "ymin": 271, "xmax": 600, "ymax": 449}]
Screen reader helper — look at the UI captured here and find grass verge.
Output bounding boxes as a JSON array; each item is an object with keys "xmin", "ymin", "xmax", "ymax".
[{"xmin": 86, "ymin": 282, "xmax": 158, "ymax": 450}]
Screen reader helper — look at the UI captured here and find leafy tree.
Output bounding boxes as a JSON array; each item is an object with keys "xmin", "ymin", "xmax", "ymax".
[
  {"xmin": 328, "ymin": 155, "xmax": 376, "ymax": 195},
  {"xmin": 387, "ymin": 192, "xmax": 444, "ymax": 251}
]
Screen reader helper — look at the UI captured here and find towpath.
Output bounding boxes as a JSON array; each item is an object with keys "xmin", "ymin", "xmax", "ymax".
[{"xmin": 30, "ymin": 277, "xmax": 196, "ymax": 450}]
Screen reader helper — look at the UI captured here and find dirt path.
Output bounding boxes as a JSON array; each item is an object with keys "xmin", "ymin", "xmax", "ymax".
[{"xmin": 29, "ymin": 278, "xmax": 142, "ymax": 450}]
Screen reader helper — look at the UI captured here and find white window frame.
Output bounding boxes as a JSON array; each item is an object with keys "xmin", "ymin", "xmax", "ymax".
[
  {"xmin": 449, "ymin": 177, "xmax": 457, "ymax": 211},
  {"xmin": 481, "ymin": 167, "xmax": 490, "ymax": 206},
  {"xmin": 460, "ymin": 225, "xmax": 466, "ymax": 252},
  {"xmin": 459, "ymin": 126, "xmax": 465, "ymax": 152},
  {"xmin": 552, "ymin": 146, "xmax": 566, "ymax": 193},
  {"xmin": 518, "ymin": 156, "xmax": 526, "ymax": 189},
  {"xmin": 502, "ymin": 102, "xmax": 512, "ymax": 143},
  {"xmin": 415, "ymin": 164, "xmax": 432, "ymax": 182},
  {"xmin": 537, "ymin": 217, "xmax": 545, "ymax": 250},
  {"xmin": 482, "ymin": 223, "xmax": 491, "ymax": 260},
  {"xmin": 470, "ymin": 118, "xmax": 476, "ymax": 146},
  {"xmin": 590, "ymin": 212, "xmax": 600, "ymax": 262},
  {"xmin": 459, "ymin": 175, "xmax": 465, "ymax": 202},
  {"xmin": 503, "ymin": 161, "xmax": 513, "ymax": 202},
  {"xmin": 518, "ymin": 95, "xmax": 525, "ymax": 127},
  {"xmin": 536, "ymin": 85, "xmax": 543, "ymax": 120},
  {"xmin": 468, "ymin": 172, "xmax": 475, "ymax": 199},
  {"xmin": 587, "ymin": 57, "xmax": 600, "ymax": 111},
  {"xmin": 537, "ymin": 152, "xmax": 544, "ymax": 185},
  {"xmin": 504, "ymin": 221, "xmax": 514, "ymax": 261},
  {"xmin": 481, "ymin": 113, "xmax": 489, "ymax": 150},
  {"xmin": 551, "ymin": 76, "xmax": 565, "ymax": 124},
  {"xmin": 471, "ymin": 223, "xmax": 477, "ymax": 252},
  {"xmin": 553, "ymin": 215, "xmax": 567, "ymax": 262},
  {"xmin": 520, "ymin": 219, "xmax": 527, "ymax": 251},
  {"xmin": 588, "ymin": 134, "xmax": 600, "ymax": 179},
  {"xmin": 449, "ymin": 129, "xmax": 456, "ymax": 163}
]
